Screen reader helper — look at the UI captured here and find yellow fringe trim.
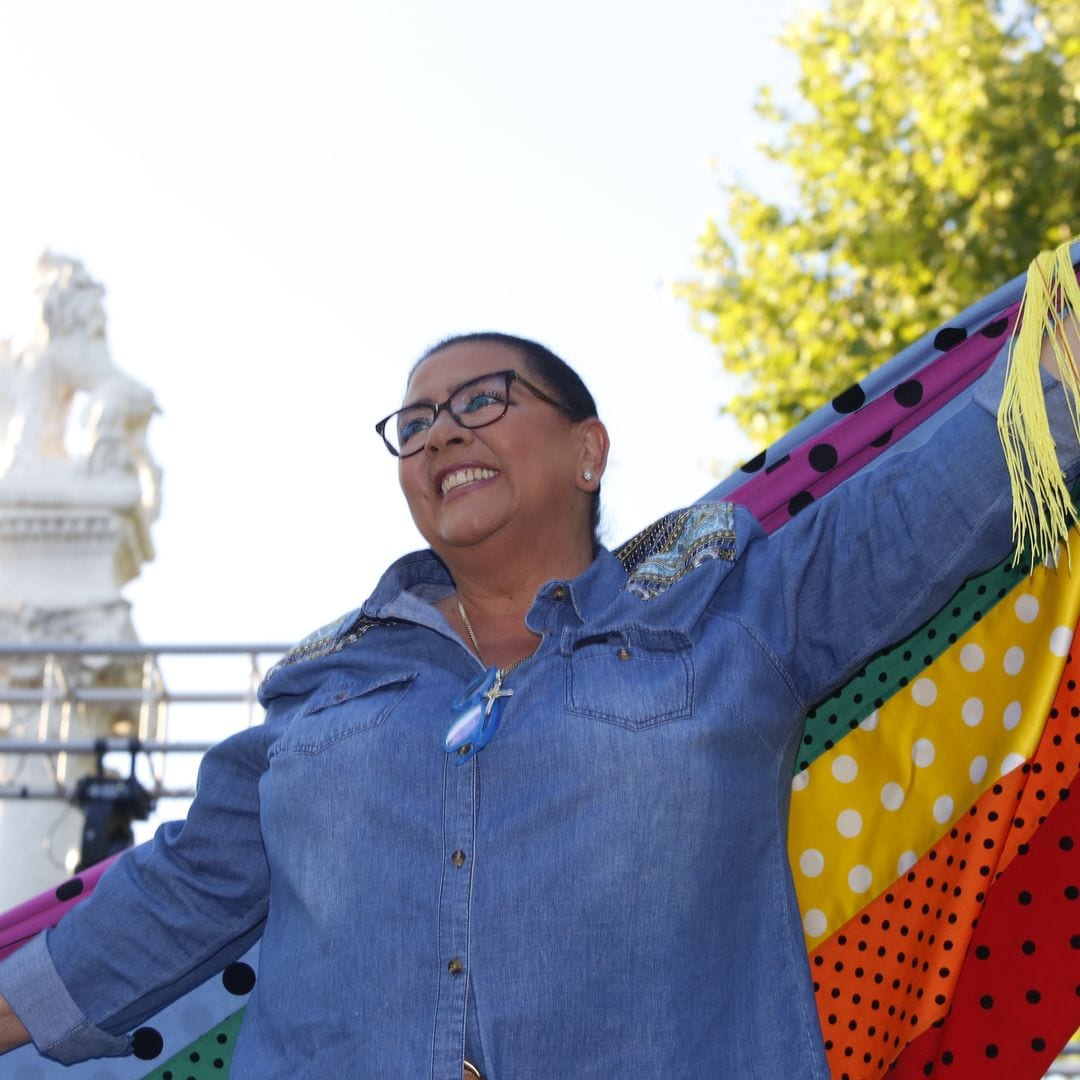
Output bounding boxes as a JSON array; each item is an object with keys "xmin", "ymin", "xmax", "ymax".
[{"xmin": 998, "ymin": 237, "xmax": 1080, "ymax": 565}]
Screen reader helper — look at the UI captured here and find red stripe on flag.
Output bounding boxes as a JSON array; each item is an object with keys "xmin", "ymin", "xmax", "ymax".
[{"xmin": 889, "ymin": 770, "xmax": 1080, "ymax": 1077}]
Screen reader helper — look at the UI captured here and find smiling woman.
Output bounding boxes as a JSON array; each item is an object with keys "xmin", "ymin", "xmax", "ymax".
[
  {"xmin": 388, "ymin": 332, "xmax": 607, "ymax": 553},
  {"xmin": 1, "ymin": 306, "xmax": 1079, "ymax": 1078},
  {"xmin": 390, "ymin": 336, "xmax": 609, "ymax": 671}
]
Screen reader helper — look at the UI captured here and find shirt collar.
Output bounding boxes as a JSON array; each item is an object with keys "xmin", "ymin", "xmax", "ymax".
[
  {"xmin": 527, "ymin": 547, "xmax": 626, "ymax": 627},
  {"xmin": 361, "ymin": 546, "xmax": 627, "ymax": 626},
  {"xmin": 361, "ymin": 549, "xmax": 454, "ymax": 622}
]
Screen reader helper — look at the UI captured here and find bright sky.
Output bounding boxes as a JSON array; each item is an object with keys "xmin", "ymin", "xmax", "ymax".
[{"xmin": 0, "ymin": 0, "xmax": 802, "ymax": 648}]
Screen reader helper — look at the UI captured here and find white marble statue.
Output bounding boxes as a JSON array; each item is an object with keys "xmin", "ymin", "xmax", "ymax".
[
  {"xmin": 0, "ymin": 253, "xmax": 162, "ymax": 611},
  {"xmin": 0, "ymin": 256, "xmax": 163, "ymax": 906},
  {"xmin": 0, "ymin": 253, "xmax": 161, "ymax": 535}
]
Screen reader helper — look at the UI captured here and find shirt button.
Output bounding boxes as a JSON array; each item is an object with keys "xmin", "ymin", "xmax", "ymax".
[
  {"xmin": 451, "ymin": 849, "xmax": 466, "ymax": 868},
  {"xmin": 447, "ymin": 957, "xmax": 463, "ymax": 975},
  {"xmin": 551, "ymin": 585, "xmax": 568, "ymax": 601},
  {"xmin": 616, "ymin": 647, "xmax": 631, "ymax": 661}
]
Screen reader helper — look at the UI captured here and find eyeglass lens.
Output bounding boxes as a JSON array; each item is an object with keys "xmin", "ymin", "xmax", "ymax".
[{"xmin": 389, "ymin": 372, "xmax": 512, "ymax": 456}]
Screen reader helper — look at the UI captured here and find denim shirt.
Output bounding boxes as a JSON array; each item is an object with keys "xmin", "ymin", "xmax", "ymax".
[{"xmin": 3, "ymin": 363, "xmax": 1078, "ymax": 1079}]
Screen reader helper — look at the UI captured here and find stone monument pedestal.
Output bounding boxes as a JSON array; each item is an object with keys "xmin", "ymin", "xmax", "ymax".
[
  {"xmin": 0, "ymin": 506, "xmax": 143, "ymax": 611},
  {"xmin": 0, "ymin": 254, "xmax": 161, "ymax": 909},
  {"xmin": 0, "ymin": 503, "xmax": 148, "ymax": 907}
]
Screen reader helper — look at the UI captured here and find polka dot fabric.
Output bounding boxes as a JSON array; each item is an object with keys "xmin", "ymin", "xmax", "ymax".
[
  {"xmin": 0, "ymin": 855, "xmax": 118, "ymax": 962},
  {"xmin": 888, "ymin": 772, "xmax": 1080, "ymax": 1078},
  {"xmin": 727, "ymin": 304, "xmax": 1020, "ymax": 533},
  {"xmin": 809, "ymin": 770, "xmax": 1027, "ymax": 1075},
  {"xmin": 141, "ymin": 1008, "xmax": 245, "ymax": 1079},
  {"xmin": 799, "ymin": 551, "xmax": 1035, "ymax": 772},
  {"xmin": 790, "ymin": 543, "xmax": 1080, "ymax": 945},
  {"xmin": 809, "ymin": 642, "xmax": 1080, "ymax": 1076}
]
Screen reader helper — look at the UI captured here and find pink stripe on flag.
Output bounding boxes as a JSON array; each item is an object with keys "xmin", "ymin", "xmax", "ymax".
[
  {"xmin": 730, "ymin": 306, "xmax": 1017, "ymax": 532},
  {"xmin": 0, "ymin": 856, "xmax": 119, "ymax": 961}
]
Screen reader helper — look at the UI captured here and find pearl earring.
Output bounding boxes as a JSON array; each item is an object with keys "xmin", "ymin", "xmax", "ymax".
[{"xmin": 582, "ymin": 470, "xmax": 593, "ymax": 482}]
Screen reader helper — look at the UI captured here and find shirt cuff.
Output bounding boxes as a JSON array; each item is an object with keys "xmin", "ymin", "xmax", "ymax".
[{"xmin": 0, "ymin": 932, "xmax": 131, "ymax": 1065}]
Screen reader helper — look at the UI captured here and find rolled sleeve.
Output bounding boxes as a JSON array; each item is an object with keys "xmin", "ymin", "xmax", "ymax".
[
  {"xmin": 0, "ymin": 720, "xmax": 273, "ymax": 1066},
  {"xmin": 0, "ymin": 933, "xmax": 129, "ymax": 1064}
]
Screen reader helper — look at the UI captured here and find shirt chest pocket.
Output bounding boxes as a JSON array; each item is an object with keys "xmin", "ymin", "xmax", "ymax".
[
  {"xmin": 564, "ymin": 627, "xmax": 693, "ymax": 730},
  {"xmin": 269, "ymin": 671, "xmax": 417, "ymax": 756}
]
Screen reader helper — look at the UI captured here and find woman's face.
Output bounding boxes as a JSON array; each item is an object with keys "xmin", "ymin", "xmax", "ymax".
[{"xmin": 397, "ymin": 342, "xmax": 598, "ymax": 559}]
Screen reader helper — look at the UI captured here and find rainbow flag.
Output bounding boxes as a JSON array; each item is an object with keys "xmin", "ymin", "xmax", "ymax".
[
  {"xmin": 2, "ymin": 248, "xmax": 1079, "ymax": 1077},
  {"xmin": 703, "ymin": 240, "xmax": 1080, "ymax": 1077}
]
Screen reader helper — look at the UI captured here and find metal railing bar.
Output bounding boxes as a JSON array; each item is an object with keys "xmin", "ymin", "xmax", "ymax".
[
  {"xmin": 0, "ymin": 740, "xmax": 216, "ymax": 754},
  {"xmin": 0, "ymin": 689, "xmax": 259, "ymax": 705},
  {"xmin": 0, "ymin": 643, "xmax": 289, "ymax": 657},
  {"xmin": 0, "ymin": 785, "xmax": 197, "ymax": 800}
]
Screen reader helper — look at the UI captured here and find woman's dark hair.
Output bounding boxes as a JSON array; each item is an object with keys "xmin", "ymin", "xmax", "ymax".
[{"xmin": 415, "ymin": 331, "xmax": 603, "ymax": 550}]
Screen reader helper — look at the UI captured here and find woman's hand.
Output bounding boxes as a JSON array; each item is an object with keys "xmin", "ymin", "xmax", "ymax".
[
  {"xmin": 1040, "ymin": 312, "xmax": 1080, "ymax": 379},
  {"xmin": 0, "ymin": 993, "xmax": 30, "ymax": 1054}
]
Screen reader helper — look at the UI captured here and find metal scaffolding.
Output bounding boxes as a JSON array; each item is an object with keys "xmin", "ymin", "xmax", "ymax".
[{"xmin": 0, "ymin": 641, "xmax": 286, "ymax": 803}]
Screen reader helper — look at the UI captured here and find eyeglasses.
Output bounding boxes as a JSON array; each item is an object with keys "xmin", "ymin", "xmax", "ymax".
[{"xmin": 374, "ymin": 369, "xmax": 571, "ymax": 458}]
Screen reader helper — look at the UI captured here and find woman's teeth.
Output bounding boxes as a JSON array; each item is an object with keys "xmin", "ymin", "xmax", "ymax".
[{"xmin": 442, "ymin": 467, "xmax": 498, "ymax": 495}]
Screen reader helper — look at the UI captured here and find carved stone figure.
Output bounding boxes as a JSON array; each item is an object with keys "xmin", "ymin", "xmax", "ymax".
[
  {"xmin": 0, "ymin": 254, "xmax": 162, "ymax": 591},
  {"xmin": 0, "ymin": 253, "xmax": 161, "ymax": 529}
]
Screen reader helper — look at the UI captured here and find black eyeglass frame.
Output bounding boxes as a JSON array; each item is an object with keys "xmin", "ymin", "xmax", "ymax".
[{"xmin": 374, "ymin": 369, "xmax": 573, "ymax": 458}]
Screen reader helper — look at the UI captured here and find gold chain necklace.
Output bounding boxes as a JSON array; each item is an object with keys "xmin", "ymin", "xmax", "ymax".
[
  {"xmin": 456, "ymin": 599, "xmax": 537, "ymax": 676},
  {"xmin": 445, "ymin": 599, "xmax": 541, "ymax": 762}
]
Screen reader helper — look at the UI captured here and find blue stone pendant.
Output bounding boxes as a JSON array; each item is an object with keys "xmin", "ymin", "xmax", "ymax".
[{"xmin": 444, "ymin": 666, "xmax": 514, "ymax": 763}]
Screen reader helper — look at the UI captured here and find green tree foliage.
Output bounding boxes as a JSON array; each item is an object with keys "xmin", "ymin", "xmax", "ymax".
[{"xmin": 677, "ymin": 0, "xmax": 1080, "ymax": 446}]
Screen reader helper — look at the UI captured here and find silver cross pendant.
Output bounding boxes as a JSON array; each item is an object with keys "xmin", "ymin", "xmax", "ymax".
[{"xmin": 483, "ymin": 672, "xmax": 514, "ymax": 718}]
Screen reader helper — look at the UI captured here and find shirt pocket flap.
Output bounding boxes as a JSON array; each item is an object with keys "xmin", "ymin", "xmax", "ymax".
[
  {"xmin": 564, "ymin": 626, "xmax": 693, "ymax": 730},
  {"xmin": 272, "ymin": 671, "xmax": 417, "ymax": 755}
]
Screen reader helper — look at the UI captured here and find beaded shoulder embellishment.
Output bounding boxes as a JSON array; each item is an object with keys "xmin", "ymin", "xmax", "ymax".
[
  {"xmin": 615, "ymin": 502, "xmax": 736, "ymax": 601},
  {"xmin": 266, "ymin": 611, "xmax": 395, "ymax": 679}
]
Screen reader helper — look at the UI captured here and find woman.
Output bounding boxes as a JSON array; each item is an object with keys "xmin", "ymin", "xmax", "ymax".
[{"xmin": 0, "ymin": 327, "xmax": 1077, "ymax": 1078}]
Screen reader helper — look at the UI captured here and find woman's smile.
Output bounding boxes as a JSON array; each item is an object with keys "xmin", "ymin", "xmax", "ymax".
[{"xmin": 437, "ymin": 464, "xmax": 501, "ymax": 498}]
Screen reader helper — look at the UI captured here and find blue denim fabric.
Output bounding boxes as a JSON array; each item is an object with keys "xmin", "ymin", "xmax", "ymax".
[{"xmin": 2, "ymin": 360, "xmax": 1078, "ymax": 1078}]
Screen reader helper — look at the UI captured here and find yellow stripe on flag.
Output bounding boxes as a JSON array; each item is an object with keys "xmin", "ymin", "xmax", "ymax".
[{"xmin": 790, "ymin": 541, "xmax": 1080, "ymax": 946}]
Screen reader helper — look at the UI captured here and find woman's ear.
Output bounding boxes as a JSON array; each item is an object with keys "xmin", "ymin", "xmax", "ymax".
[{"xmin": 577, "ymin": 419, "xmax": 610, "ymax": 490}]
